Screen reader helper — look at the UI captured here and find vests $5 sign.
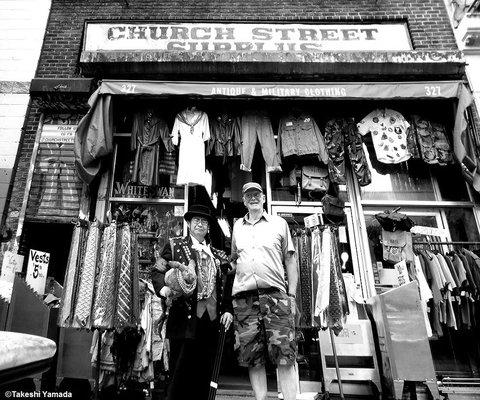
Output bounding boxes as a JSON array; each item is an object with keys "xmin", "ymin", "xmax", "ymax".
[{"xmin": 26, "ymin": 249, "xmax": 50, "ymax": 295}]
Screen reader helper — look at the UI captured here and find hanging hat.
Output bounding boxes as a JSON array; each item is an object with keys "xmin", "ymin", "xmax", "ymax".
[{"xmin": 184, "ymin": 204, "xmax": 215, "ymax": 225}]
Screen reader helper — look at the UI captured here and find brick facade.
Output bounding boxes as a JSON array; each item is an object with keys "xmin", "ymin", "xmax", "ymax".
[
  {"xmin": 4, "ymin": 0, "xmax": 461, "ymax": 235},
  {"xmin": 36, "ymin": 0, "xmax": 458, "ymax": 79}
]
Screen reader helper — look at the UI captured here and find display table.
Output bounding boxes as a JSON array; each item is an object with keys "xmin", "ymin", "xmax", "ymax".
[{"xmin": 0, "ymin": 331, "xmax": 57, "ymax": 387}]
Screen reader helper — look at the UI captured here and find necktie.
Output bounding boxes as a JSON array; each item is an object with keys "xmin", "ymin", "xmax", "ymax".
[
  {"xmin": 92, "ymin": 221, "xmax": 117, "ymax": 329},
  {"xmin": 115, "ymin": 224, "xmax": 133, "ymax": 328},
  {"xmin": 314, "ymin": 227, "xmax": 331, "ymax": 325},
  {"xmin": 327, "ymin": 227, "xmax": 349, "ymax": 335},
  {"xmin": 74, "ymin": 220, "xmax": 100, "ymax": 328}
]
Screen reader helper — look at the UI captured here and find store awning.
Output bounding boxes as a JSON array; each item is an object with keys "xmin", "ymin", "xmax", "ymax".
[
  {"xmin": 75, "ymin": 79, "xmax": 474, "ymax": 184},
  {"xmin": 97, "ymin": 79, "xmax": 465, "ymax": 99}
]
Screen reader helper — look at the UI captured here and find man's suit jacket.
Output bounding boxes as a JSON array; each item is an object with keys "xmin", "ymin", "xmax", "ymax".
[{"xmin": 151, "ymin": 235, "xmax": 233, "ymax": 340}]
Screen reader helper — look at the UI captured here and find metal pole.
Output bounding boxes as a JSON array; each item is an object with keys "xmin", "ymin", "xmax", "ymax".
[
  {"xmin": 329, "ymin": 328, "xmax": 345, "ymax": 400},
  {"xmin": 208, "ymin": 325, "xmax": 226, "ymax": 400}
]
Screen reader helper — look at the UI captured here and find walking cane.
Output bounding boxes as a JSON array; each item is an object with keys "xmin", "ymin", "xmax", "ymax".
[{"xmin": 208, "ymin": 324, "xmax": 227, "ymax": 400}]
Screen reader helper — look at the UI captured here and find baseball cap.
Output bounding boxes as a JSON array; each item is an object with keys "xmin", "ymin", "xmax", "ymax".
[{"xmin": 242, "ymin": 182, "xmax": 263, "ymax": 194}]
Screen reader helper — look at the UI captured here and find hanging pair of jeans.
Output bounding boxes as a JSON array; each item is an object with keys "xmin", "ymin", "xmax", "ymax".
[{"xmin": 239, "ymin": 110, "xmax": 282, "ymax": 173}]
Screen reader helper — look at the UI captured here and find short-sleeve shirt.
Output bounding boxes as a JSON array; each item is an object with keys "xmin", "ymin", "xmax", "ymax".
[
  {"xmin": 357, "ymin": 109, "xmax": 411, "ymax": 164},
  {"xmin": 231, "ymin": 212, "xmax": 295, "ymax": 296}
]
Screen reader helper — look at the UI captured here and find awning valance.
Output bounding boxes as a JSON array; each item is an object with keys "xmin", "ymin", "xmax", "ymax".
[
  {"xmin": 97, "ymin": 79, "xmax": 465, "ymax": 100},
  {"xmin": 75, "ymin": 80, "xmax": 475, "ymax": 186}
]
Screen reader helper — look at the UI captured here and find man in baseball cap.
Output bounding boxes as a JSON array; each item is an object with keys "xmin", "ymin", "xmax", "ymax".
[{"xmin": 231, "ymin": 182, "xmax": 298, "ymax": 400}]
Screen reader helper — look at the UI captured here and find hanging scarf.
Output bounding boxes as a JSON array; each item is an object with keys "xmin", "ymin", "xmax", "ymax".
[
  {"xmin": 73, "ymin": 220, "xmax": 101, "ymax": 328},
  {"xmin": 92, "ymin": 221, "xmax": 117, "ymax": 330},
  {"xmin": 58, "ymin": 222, "xmax": 83, "ymax": 327},
  {"xmin": 115, "ymin": 223, "xmax": 134, "ymax": 328},
  {"xmin": 178, "ymin": 109, "xmax": 203, "ymax": 134},
  {"xmin": 131, "ymin": 229, "xmax": 140, "ymax": 324},
  {"xmin": 312, "ymin": 226, "xmax": 349, "ymax": 335}
]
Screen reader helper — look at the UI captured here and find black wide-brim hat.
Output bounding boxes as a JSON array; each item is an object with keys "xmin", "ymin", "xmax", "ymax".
[{"xmin": 184, "ymin": 204, "xmax": 215, "ymax": 225}]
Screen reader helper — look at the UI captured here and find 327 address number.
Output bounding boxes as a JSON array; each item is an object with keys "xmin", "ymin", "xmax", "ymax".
[
  {"xmin": 425, "ymin": 86, "xmax": 441, "ymax": 96},
  {"xmin": 121, "ymin": 84, "xmax": 136, "ymax": 93}
]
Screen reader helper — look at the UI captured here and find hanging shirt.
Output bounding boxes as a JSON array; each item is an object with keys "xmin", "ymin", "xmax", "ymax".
[
  {"xmin": 414, "ymin": 255, "xmax": 433, "ymax": 337},
  {"xmin": 357, "ymin": 108, "xmax": 411, "ymax": 164},
  {"xmin": 172, "ymin": 108, "xmax": 210, "ymax": 186},
  {"xmin": 411, "ymin": 115, "xmax": 454, "ymax": 166},
  {"xmin": 419, "ymin": 251, "xmax": 444, "ymax": 336}
]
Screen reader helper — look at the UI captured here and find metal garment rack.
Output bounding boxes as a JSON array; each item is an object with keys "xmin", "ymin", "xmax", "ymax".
[{"xmin": 413, "ymin": 241, "xmax": 480, "ymax": 246}]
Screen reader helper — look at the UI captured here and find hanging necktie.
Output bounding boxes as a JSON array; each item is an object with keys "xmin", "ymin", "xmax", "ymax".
[
  {"xmin": 115, "ymin": 224, "xmax": 133, "ymax": 328},
  {"xmin": 73, "ymin": 220, "xmax": 101, "ymax": 328},
  {"xmin": 327, "ymin": 227, "xmax": 349, "ymax": 335},
  {"xmin": 92, "ymin": 221, "xmax": 117, "ymax": 330}
]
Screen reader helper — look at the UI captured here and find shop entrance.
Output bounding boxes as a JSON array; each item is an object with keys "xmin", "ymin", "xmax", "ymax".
[{"xmin": 20, "ymin": 221, "xmax": 73, "ymax": 286}]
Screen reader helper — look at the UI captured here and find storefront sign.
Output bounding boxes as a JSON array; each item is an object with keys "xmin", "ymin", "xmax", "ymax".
[
  {"xmin": 0, "ymin": 251, "xmax": 24, "ymax": 301},
  {"xmin": 410, "ymin": 225, "xmax": 448, "ymax": 238},
  {"xmin": 83, "ymin": 22, "xmax": 412, "ymax": 53},
  {"xmin": 40, "ymin": 124, "xmax": 76, "ymax": 143},
  {"xmin": 26, "ymin": 249, "xmax": 50, "ymax": 295},
  {"xmin": 113, "ymin": 181, "xmax": 176, "ymax": 199},
  {"xmin": 26, "ymin": 121, "xmax": 83, "ymax": 222},
  {"xmin": 1, "ymin": 251, "xmax": 24, "ymax": 282}
]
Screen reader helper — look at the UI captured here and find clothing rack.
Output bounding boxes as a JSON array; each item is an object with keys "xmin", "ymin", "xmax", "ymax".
[{"xmin": 413, "ymin": 241, "xmax": 480, "ymax": 245}]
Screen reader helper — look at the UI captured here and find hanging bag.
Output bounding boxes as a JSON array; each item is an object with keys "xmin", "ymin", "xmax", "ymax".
[
  {"xmin": 322, "ymin": 194, "xmax": 345, "ymax": 220},
  {"xmin": 301, "ymin": 165, "xmax": 330, "ymax": 192}
]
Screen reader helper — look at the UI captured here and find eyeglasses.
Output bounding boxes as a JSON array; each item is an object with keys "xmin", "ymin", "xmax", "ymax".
[
  {"xmin": 244, "ymin": 192, "xmax": 263, "ymax": 200},
  {"xmin": 191, "ymin": 217, "xmax": 209, "ymax": 226}
]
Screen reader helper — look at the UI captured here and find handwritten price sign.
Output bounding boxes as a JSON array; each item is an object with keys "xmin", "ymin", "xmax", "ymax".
[{"xmin": 26, "ymin": 249, "xmax": 50, "ymax": 295}]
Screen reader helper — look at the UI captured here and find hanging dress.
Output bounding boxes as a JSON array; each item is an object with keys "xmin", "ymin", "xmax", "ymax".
[
  {"xmin": 171, "ymin": 108, "xmax": 210, "ymax": 186},
  {"xmin": 131, "ymin": 111, "xmax": 172, "ymax": 186}
]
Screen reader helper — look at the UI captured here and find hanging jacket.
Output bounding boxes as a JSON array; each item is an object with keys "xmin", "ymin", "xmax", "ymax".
[
  {"xmin": 131, "ymin": 111, "xmax": 172, "ymax": 186},
  {"xmin": 277, "ymin": 110, "xmax": 329, "ymax": 162},
  {"xmin": 207, "ymin": 112, "xmax": 241, "ymax": 161}
]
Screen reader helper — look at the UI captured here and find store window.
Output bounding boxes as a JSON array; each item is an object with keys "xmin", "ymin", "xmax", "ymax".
[
  {"xmin": 358, "ymin": 143, "xmax": 480, "ymax": 379},
  {"xmin": 360, "ymin": 142, "xmax": 471, "ymax": 202}
]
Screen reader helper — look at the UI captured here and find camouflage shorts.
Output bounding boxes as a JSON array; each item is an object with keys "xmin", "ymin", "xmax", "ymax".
[{"xmin": 233, "ymin": 290, "xmax": 297, "ymax": 368}]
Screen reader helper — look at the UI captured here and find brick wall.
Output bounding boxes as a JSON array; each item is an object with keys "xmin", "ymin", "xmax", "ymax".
[
  {"xmin": 36, "ymin": 0, "xmax": 458, "ymax": 78},
  {"xmin": 4, "ymin": 0, "xmax": 461, "ymax": 236}
]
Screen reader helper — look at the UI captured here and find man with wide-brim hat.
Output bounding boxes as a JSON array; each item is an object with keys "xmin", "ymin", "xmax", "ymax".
[{"xmin": 151, "ymin": 204, "xmax": 233, "ymax": 400}]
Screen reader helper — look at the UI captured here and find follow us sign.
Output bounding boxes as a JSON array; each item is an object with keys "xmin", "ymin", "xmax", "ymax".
[{"xmin": 26, "ymin": 249, "xmax": 50, "ymax": 296}]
